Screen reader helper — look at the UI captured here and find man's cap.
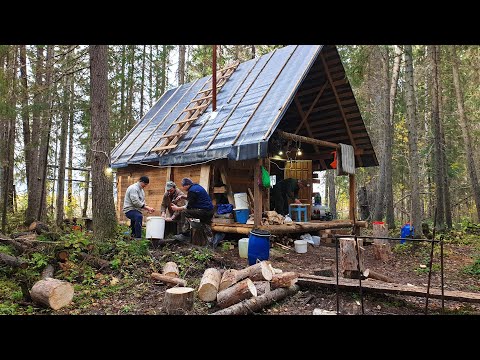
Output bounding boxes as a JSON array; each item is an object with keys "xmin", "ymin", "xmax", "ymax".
[
  {"xmin": 181, "ymin": 178, "xmax": 194, "ymax": 186},
  {"xmin": 166, "ymin": 181, "xmax": 176, "ymax": 190},
  {"xmin": 139, "ymin": 176, "xmax": 149, "ymax": 184}
]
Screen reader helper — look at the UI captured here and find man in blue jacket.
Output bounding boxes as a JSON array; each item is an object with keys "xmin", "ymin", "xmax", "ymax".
[{"xmin": 171, "ymin": 177, "xmax": 214, "ymax": 242}]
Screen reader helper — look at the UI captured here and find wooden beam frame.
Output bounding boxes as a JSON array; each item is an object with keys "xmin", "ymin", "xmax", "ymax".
[
  {"xmin": 320, "ymin": 53, "xmax": 363, "ymax": 167},
  {"xmin": 293, "ymin": 80, "xmax": 328, "ymax": 135}
]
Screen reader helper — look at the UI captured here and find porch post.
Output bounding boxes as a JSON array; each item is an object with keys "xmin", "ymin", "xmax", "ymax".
[{"xmin": 254, "ymin": 159, "xmax": 263, "ymax": 227}]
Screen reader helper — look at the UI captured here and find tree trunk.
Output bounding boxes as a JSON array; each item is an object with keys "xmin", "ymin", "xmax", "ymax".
[
  {"xmin": 120, "ymin": 45, "xmax": 126, "ymax": 133},
  {"xmin": 198, "ymin": 268, "xmax": 221, "ymax": 302},
  {"xmin": 163, "ymin": 287, "xmax": 194, "ymax": 314},
  {"xmin": 56, "ymin": 74, "xmax": 69, "ymax": 227},
  {"xmin": 20, "ymin": 45, "xmax": 31, "ymax": 189},
  {"xmin": 385, "ymin": 45, "xmax": 402, "ymax": 230},
  {"xmin": 178, "ymin": 45, "xmax": 186, "ymax": 85},
  {"xmin": 82, "ymin": 149, "xmax": 90, "ymax": 218},
  {"xmin": 429, "ymin": 45, "xmax": 445, "ymax": 231},
  {"xmin": 30, "ymin": 278, "xmax": 74, "ymax": 310},
  {"xmin": 89, "ymin": 45, "xmax": 117, "ymax": 242},
  {"xmin": 25, "ymin": 45, "xmax": 44, "ymax": 225},
  {"xmin": 403, "ymin": 45, "xmax": 422, "ymax": 235},
  {"xmin": 37, "ymin": 45, "xmax": 54, "ymax": 222},
  {"xmin": 327, "ymin": 169, "xmax": 336, "ymax": 218},
  {"xmin": 139, "ymin": 45, "xmax": 146, "ymax": 118},
  {"xmin": 451, "ymin": 45, "xmax": 480, "ymax": 222},
  {"xmin": 67, "ymin": 65, "xmax": 75, "ymax": 218}
]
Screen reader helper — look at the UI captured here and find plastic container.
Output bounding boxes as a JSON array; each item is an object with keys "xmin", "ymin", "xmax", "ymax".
[
  {"xmin": 294, "ymin": 239, "xmax": 308, "ymax": 253},
  {"xmin": 238, "ymin": 238, "xmax": 249, "ymax": 258},
  {"xmin": 234, "ymin": 193, "xmax": 249, "ymax": 209},
  {"xmin": 234, "ymin": 209, "xmax": 250, "ymax": 224},
  {"xmin": 145, "ymin": 216, "xmax": 165, "ymax": 239},
  {"xmin": 248, "ymin": 229, "xmax": 270, "ymax": 265},
  {"xmin": 400, "ymin": 223, "xmax": 414, "ymax": 244},
  {"xmin": 311, "ymin": 235, "xmax": 320, "ymax": 246}
]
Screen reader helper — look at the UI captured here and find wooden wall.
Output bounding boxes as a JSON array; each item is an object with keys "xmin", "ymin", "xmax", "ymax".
[{"xmin": 115, "ymin": 159, "xmax": 270, "ymax": 222}]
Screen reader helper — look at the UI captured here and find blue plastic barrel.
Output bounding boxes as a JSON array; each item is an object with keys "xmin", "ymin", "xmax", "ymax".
[
  {"xmin": 400, "ymin": 223, "xmax": 414, "ymax": 244},
  {"xmin": 248, "ymin": 229, "xmax": 270, "ymax": 265}
]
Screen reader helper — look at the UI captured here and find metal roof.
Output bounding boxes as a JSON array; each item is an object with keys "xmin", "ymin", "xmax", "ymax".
[{"xmin": 111, "ymin": 45, "xmax": 377, "ymax": 169}]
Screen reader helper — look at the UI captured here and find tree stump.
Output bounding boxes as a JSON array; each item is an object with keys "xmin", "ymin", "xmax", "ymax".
[
  {"xmin": 372, "ymin": 222, "xmax": 391, "ymax": 261},
  {"xmin": 339, "ymin": 237, "xmax": 364, "ymax": 279},
  {"xmin": 30, "ymin": 278, "xmax": 74, "ymax": 310},
  {"xmin": 163, "ymin": 287, "xmax": 194, "ymax": 314},
  {"xmin": 198, "ymin": 268, "xmax": 222, "ymax": 302},
  {"xmin": 163, "ymin": 262, "xmax": 179, "ymax": 277}
]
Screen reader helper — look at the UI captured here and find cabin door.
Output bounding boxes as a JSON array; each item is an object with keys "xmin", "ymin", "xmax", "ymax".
[{"xmin": 284, "ymin": 160, "xmax": 313, "ymax": 219}]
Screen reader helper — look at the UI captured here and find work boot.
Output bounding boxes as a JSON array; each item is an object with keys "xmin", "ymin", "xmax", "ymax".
[{"xmin": 174, "ymin": 233, "xmax": 191, "ymax": 242}]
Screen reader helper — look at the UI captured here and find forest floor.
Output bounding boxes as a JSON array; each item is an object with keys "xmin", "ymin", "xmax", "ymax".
[{"xmin": 1, "ymin": 227, "xmax": 479, "ymax": 316}]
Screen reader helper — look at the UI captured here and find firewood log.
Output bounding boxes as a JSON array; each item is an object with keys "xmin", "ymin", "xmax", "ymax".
[
  {"xmin": 162, "ymin": 262, "xmax": 179, "ymax": 278},
  {"xmin": 0, "ymin": 252, "xmax": 28, "ymax": 268},
  {"xmin": 211, "ymin": 285, "xmax": 299, "ymax": 315},
  {"xmin": 270, "ymin": 272, "xmax": 298, "ymax": 289},
  {"xmin": 216, "ymin": 278, "xmax": 257, "ymax": 309},
  {"xmin": 198, "ymin": 268, "xmax": 221, "ymax": 302},
  {"xmin": 219, "ymin": 269, "xmax": 238, "ymax": 291},
  {"xmin": 30, "ymin": 278, "xmax": 74, "ymax": 310},
  {"xmin": 254, "ymin": 281, "xmax": 271, "ymax": 296},
  {"xmin": 150, "ymin": 273, "xmax": 186, "ymax": 287},
  {"xmin": 41, "ymin": 264, "xmax": 55, "ymax": 280}
]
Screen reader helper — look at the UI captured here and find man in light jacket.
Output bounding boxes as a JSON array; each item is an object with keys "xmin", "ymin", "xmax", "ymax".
[{"xmin": 123, "ymin": 176, "xmax": 155, "ymax": 240}]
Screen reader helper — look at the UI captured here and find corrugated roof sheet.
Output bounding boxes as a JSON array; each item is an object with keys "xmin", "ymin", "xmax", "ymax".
[{"xmin": 111, "ymin": 45, "xmax": 378, "ymax": 169}]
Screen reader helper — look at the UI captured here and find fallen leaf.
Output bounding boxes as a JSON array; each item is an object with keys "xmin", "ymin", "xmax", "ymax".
[
  {"xmin": 110, "ymin": 277, "xmax": 119, "ymax": 286},
  {"xmin": 377, "ymin": 305, "xmax": 381, "ymax": 310},
  {"xmin": 419, "ymin": 264, "xmax": 427, "ymax": 269}
]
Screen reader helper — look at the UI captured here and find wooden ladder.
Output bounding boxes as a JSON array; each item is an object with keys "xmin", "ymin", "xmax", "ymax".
[{"xmin": 151, "ymin": 61, "xmax": 240, "ymax": 156}]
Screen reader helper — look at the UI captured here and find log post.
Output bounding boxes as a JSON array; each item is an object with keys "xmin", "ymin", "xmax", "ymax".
[
  {"xmin": 30, "ymin": 278, "xmax": 74, "ymax": 310},
  {"xmin": 372, "ymin": 222, "xmax": 391, "ymax": 261},
  {"xmin": 163, "ymin": 262, "xmax": 179, "ymax": 278},
  {"xmin": 163, "ymin": 287, "xmax": 195, "ymax": 314},
  {"xmin": 198, "ymin": 268, "xmax": 222, "ymax": 302},
  {"xmin": 339, "ymin": 237, "xmax": 364, "ymax": 278}
]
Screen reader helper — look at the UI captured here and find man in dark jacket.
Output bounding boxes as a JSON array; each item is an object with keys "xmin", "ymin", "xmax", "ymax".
[
  {"xmin": 171, "ymin": 177, "xmax": 214, "ymax": 241},
  {"xmin": 271, "ymin": 178, "xmax": 306, "ymax": 216}
]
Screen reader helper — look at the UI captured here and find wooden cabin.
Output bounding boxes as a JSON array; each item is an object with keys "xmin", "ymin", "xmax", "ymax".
[{"xmin": 111, "ymin": 45, "xmax": 378, "ymax": 235}]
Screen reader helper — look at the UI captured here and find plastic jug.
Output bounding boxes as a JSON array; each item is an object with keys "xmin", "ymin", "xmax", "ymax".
[{"xmin": 238, "ymin": 238, "xmax": 249, "ymax": 258}]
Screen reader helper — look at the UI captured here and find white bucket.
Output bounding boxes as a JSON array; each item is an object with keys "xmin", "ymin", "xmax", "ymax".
[
  {"xmin": 294, "ymin": 240, "xmax": 308, "ymax": 253},
  {"xmin": 238, "ymin": 238, "xmax": 249, "ymax": 258},
  {"xmin": 145, "ymin": 216, "xmax": 165, "ymax": 239},
  {"xmin": 234, "ymin": 193, "xmax": 249, "ymax": 209}
]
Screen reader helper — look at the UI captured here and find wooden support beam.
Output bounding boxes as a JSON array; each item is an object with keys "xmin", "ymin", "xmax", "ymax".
[
  {"xmin": 199, "ymin": 164, "xmax": 211, "ymax": 192},
  {"xmin": 277, "ymin": 130, "xmax": 339, "ymax": 149},
  {"xmin": 349, "ymin": 174, "xmax": 356, "ymax": 222},
  {"xmin": 254, "ymin": 159, "xmax": 263, "ymax": 227},
  {"xmin": 294, "ymin": 81, "xmax": 329, "ymax": 135},
  {"xmin": 219, "ymin": 166, "xmax": 234, "ymax": 205}
]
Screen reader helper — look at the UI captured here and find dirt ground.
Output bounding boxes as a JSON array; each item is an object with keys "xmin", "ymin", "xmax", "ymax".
[{"xmin": 50, "ymin": 232, "xmax": 480, "ymax": 316}]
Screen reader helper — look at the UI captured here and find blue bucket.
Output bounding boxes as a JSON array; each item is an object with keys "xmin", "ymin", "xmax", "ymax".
[
  {"xmin": 234, "ymin": 209, "xmax": 250, "ymax": 224},
  {"xmin": 248, "ymin": 229, "xmax": 270, "ymax": 265}
]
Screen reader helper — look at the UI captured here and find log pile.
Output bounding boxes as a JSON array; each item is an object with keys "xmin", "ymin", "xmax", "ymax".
[{"xmin": 195, "ymin": 261, "xmax": 299, "ymax": 313}]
